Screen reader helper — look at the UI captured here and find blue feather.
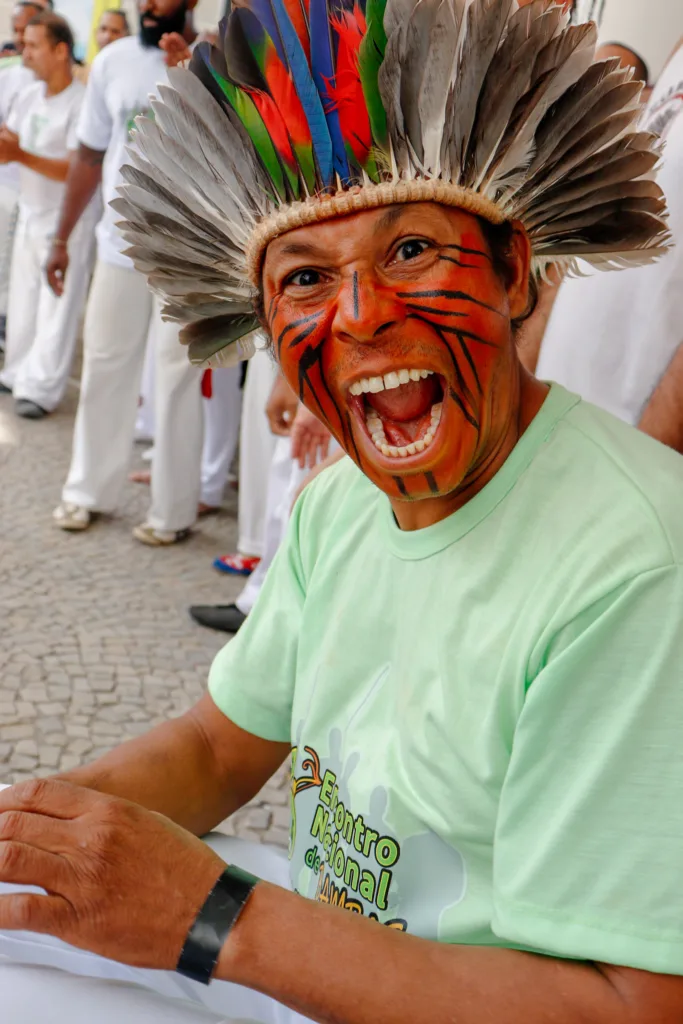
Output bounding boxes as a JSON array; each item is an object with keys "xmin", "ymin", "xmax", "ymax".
[
  {"xmin": 268, "ymin": 0, "xmax": 334, "ymax": 185},
  {"xmin": 309, "ymin": 0, "xmax": 351, "ymax": 181},
  {"xmin": 233, "ymin": 0, "xmax": 286, "ymax": 64}
]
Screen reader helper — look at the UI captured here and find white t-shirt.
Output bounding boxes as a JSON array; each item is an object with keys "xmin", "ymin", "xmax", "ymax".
[
  {"xmin": 0, "ymin": 61, "xmax": 34, "ymax": 193},
  {"xmin": 536, "ymin": 46, "xmax": 683, "ymax": 425},
  {"xmin": 76, "ymin": 34, "xmax": 167, "ymax": 268},
  {"xmin": 8, "ymin": 79, "xmax": 84, "ymax": 219}
]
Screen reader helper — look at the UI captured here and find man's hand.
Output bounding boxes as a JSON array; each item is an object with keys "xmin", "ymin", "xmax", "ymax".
[
  {"xmin": 265, "ymin": 374, "xmax": 299, "ymax": 436},
  {"xmin": 46, "ymin": 242, "xmax": 69, "ymax": 296},
  {"xmin": 0, "ymin": 779, "xmax": 225, "ymax": 969},
  {"xmin": 0, "ymin": 127, "xmax": 20, "ymax": 165},
  {"xmin": 290, "ymin": 404, "xmax": 331, "ymax": 469},
  {"xmin": 159, "ymin": 31, "xmax": 192, "ymax": 68}
]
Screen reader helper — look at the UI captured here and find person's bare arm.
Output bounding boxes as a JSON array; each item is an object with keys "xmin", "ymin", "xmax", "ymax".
[
  {"xmin": 46, "ymin": 143, "xmax": 105, "ymax": 294},
  {"xmin": 55, "ymin": 693, "xmax": 290, "ymax": 836},
  {"xmin": 0, "ymin": 129, "xmax": 71, "ymax": 181},
  {"xmin": 638, "ymin": 343, "xmax": 683, "ymax": 453},
  {"xmin": 516, "ymin": 266, "xmax": 563, "ymax": 374}
]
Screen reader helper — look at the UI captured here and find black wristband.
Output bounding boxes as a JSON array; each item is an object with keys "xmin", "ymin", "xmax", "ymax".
[{"xmin": 176, "ymin": 864, "xmax": 259, "ymax": 985}]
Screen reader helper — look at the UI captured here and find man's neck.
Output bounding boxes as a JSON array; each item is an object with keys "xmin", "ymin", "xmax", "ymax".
[
  {"xmin": 44, "ymin": 65, "xmax": 72, "ymax": 97},
  {"xmin": 389, "ymin": 370, "xmax": 549, "ymax": 532}
]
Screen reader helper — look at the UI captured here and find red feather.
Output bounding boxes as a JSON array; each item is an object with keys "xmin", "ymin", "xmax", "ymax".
[
  {"xmin": 247, "ymin": 89, "xmax": 298, "ymax": 167},
  {"xmin": 282, "ymin": 0, "xmax": 310, "ymax": 60},
  {"xmin": 327, "ymin": 6, "xmax": 372, "ymax": 165},
  {"xmin": 263, "ymin": 41, "xmax": 312, "ymax": 150}
]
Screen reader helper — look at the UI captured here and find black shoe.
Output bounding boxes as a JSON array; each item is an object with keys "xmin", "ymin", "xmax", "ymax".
[
  {"xmin": 0, "ymin": 381, "xmax": 11, "ymax": 394},
  {"xmin": 189, "ymin": 603, "xmax": 246, "ymax": 634},
  {"xmin": 15, "ymin": 399, "xmax": 47, "ymax": 419}
]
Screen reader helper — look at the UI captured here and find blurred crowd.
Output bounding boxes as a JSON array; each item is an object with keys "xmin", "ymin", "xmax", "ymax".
[{"xmin": 0, "ymin": 0, "xmax": 681, "ymax": 637}]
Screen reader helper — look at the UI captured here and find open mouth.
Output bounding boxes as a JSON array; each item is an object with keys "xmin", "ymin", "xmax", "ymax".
[{"xmin": 348, "ymin": 369, "xmax": 444, "ymax": 460}]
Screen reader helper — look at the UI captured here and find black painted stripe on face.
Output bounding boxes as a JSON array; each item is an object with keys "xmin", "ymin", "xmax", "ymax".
[
  {"xmin": 437, "ymin": 255, "xmax": 480, "ymax": 269},
  {"xmin": 275, "ymin": 312, "xmax": 321, "ymax": 358},
  {"xmin": 443, "ymin": 242, "xmax": 492, "ymax": 260},
  {"xmin": 393, "ymin": 475, "xmax": 408, "ymax": 497},
  {"xmin": 397, "ymin": 289, "xmax": 504, "ymax": 316},
  {"xmin": 406, "ymin": 312, "xmax": 480, "ymax": 427},
  {"xmin": 345, "ymin": 410, "xmax": 362, "ymax": 469},
  {"xmin": 424, "ymin": 472, "xmax": 439, "ymax": 494},
  {"xmin": 410, "ymin": 313, "xmax": 498, "ymax": 349},
  {"xmin": 353, "ymin": 271, "xmax": 359, "ymax": 320},
  {"xmin": 405, "ymin": 303, "xmax": 468, "ymax": 318}
]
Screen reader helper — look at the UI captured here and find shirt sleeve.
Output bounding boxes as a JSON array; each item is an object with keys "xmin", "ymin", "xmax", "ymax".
[
  {"xmin": 208, "ymin": 497, "xmax": 308, "ymax": 743},
  {"xmin": 6, "ymin": 84, "xmax": 29, "ymax": 136},
  {"xmin": 66, "ymin": 91, "xmax": 84, "ymax": 151},
  {"xmin": 492, "ymin": 563, "xmax": 683, "ymax": 975},
  {"xmin": 76, "ymin": 51, "xmax": 112, "ymax": 151}
]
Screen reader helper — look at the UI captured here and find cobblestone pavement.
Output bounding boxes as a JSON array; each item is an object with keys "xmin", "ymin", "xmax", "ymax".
[{"xmin": 0, "ymin": 385, "xmax": 290, "ymax": 849}]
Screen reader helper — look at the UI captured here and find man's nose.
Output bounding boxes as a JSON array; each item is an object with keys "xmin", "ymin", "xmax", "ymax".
[{"xmin": 331, "ymin": 272, "xmax": 404, "ymax": 344}]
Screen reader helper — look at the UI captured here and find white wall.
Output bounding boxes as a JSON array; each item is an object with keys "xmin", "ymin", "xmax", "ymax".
[{"xmin": 598, "ymin": 0, "xmax": 683, "ymax": 80}]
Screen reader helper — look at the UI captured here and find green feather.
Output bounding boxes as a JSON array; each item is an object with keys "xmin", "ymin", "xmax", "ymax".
[
  {"xmin": 358, "ymin": 0, "xmax": 388, "ymax": 152},
  {"xmin": 209, "ymin": 66, "xmax": 294, "ymax": 200}
]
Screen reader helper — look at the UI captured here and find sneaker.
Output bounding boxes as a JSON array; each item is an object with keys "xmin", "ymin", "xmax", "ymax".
[
  {"xmin": 212, "ymin": 553, "xmax": 261, "ymax": 576},
  {"xmin": 53, "ymin": 502, "xmax": 92, "ymax": 531},
  {"xmin": 132, "ymin": 522, "xmax": 192, "ymax": 546}
]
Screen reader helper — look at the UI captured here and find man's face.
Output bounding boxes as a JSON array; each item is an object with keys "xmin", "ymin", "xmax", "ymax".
[
  {"xmin": 22, "ymin": 23, "xmax": 61, "ymax": 79},
  {"xmin": 96, "ymin": 12, "xmax": 127, "ymax": 50},
  {"xmin": 263, "ymin": 203, "xmax": 530, "ymax": 504},
  {"xmin": 137, "ymin": 0, "xmax": 186, "ymax": 47},
  {"xmin": 12, "ymin": 4, "xmax": 41, "ymax": 52}
]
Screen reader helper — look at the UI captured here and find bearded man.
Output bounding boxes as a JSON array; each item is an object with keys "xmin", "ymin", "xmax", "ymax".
[{"xmin": 0, "ymin": 2, "xmax": 682, "ymax": 1023}]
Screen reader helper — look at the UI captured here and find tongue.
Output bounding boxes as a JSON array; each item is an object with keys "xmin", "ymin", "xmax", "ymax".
[{"xmin": 366, "ymin": 376, "xmax": 439, "ymax": 422}]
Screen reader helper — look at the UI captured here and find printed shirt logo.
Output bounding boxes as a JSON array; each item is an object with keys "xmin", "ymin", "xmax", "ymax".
[{"xmin": 291, "ymin": 745, "xmax": 407, "ymax": 931}]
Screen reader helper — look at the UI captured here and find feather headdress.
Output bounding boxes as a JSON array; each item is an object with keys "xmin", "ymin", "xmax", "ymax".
[{"xmin": 113, "ymin": 0, "xmax": 669, "ymax": 368}]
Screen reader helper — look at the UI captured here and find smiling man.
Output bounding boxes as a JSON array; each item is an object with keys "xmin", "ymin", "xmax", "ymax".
[{"xmin": 1, "ymin": 2, "xmax": 683, "ymax": 1023}]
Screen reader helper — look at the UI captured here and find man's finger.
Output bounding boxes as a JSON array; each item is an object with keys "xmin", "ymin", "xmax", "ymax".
[
  {"xmin": 0, "ymin": 841, "xmax": 69, "ymax": 896},
  {"xmin": 0, "ymin": 890, "xmax": 68, "ymax": 935},
  {"xmin": 0, "ymin": 779, "xmax": 103, "ymax": 821},
  {"xmin": 0, "ymin": 810, "xmax": 79, "ymax": 855}
]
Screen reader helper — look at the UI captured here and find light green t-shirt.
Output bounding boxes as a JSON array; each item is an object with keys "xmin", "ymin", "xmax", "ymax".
[{"xmin": 210, "ymin": 384, "xmax": 683, "ymax": 974}]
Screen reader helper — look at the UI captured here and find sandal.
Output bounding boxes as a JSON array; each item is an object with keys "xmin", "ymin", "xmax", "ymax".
[
  {"xmin": 132, "ymin": 523, "xmax": 192, "ymax": 547},
  {"xmin": 53, "ymin": 502, "xmax": 92, "ymax": 531},
  {"xmin": 212, "ymin": 553, "xmax": 261, "ymax": 576}
]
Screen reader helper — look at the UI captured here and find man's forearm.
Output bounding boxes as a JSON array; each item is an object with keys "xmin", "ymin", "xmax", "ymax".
[
  {"xmin": 638, "ymin": 343, "xmax": 683, "ymax": 453},
  {"xmin": 219, "ymin": 884, "xmax": 655, "ymax": 1024},
  {"xmin": 54, "ymin": 143, "xmax": 104, "ymax": 242},
  {"xmin": 16, "ymin": 149, "xmax": 69, "ymax": 182},
  {"xmin": 53, "ymin": 694, "xmax": 290, "ymax": 836}
]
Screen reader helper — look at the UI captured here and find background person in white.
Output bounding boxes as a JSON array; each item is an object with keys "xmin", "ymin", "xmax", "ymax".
[
  {"xmin": 48, "ymin": 0, "xmax": 206, "ymax": 546},
  {"xmin": 0, "ymin": 12, "xmax": 98, "ymax": 419},
  {"xmin": 534, "ymin": 37, "xmax": 683, "ymax": 451}
]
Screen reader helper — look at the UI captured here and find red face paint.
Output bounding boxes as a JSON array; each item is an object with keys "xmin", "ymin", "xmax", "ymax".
[{"xmin": 263, "ymin": 204, "xmax": 520, "ymax": 505}]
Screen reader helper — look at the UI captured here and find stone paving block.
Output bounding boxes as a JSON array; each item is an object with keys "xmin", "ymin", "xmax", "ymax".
[{"xmin": 0, "ymin": 391, "xmax": 289, "ymax": 845}]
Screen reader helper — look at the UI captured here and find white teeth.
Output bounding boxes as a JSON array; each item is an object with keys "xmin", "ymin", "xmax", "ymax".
[
  {"xmin": 365, "ymin": 398, "xmax": 443, "ymax": 460},
  {"xmin": 405, "ymin": 443, "xmax": 417, "ymax": 456},
  {"xmin": 351, "ymin": 369, "xmax": 435, "ymax": 396},
  {"xmin": 414, "ymin": 439, "xmax": 425, "ymax": 453}
]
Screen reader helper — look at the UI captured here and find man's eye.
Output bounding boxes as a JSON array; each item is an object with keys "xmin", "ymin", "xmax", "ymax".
[
  {"xmin": 396, "ymin": 239, "xmax": 430, "ymax": 262},
  {"xmin": 286, "ymin": 268, "xmax": 321, "ymax": 287}
]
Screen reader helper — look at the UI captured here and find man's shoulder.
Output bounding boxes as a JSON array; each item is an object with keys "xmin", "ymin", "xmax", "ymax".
[
  {"xmin": 559, "ymin": 399, "xmax": 683, "ymax": 563},
  {"xmin": 90, "ymin": 34, "xmax": 145, "ymax": 76}
]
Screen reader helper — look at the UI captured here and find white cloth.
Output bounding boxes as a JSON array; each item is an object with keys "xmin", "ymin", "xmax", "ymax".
[
  {"xmin": 0, "ymin": 62, "xmax": 33, "ymax": 194},
  {"xmin": 536, "ymin": 48, "xmax": 683, "ymax": 424},
  {"xmin": 0, "ymin": 78, "xmax": 98, "ymax": 409},
  {"xmin": 201, "ymin": 367, "xmax": 243, "ymax": 508},
  {"xmin": 0, "ymin": 202, "xmax": 96, "ymax": 409},
  {"xmin": 77, "ymin": 35, "xmax": 167, "ymax": 269},
  {"xmin": 134, "ymin": 333, "xmax": 156, "ymax": 442},
  {"xmin": 62, "ymin": 259, "xmax": 202, "ymax": 531},
  {"xmin": 0, "ymin": 833, "xmax": 308, "ymax": 1024},
  {"xmin": 237, "ymin": 347, "xmax": 279, "ymax": 557},
  {"xmin": 0, "ymin": 181, "xmax": 18, "ymax": 316},
  {"xmin": 7, "ymin": 79, "xmax": 85, "ymax": 215}
]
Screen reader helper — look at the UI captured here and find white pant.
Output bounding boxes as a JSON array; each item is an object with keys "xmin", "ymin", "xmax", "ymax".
[
  {"xmin": 0, "ymin": 181, "xmax": 18, "ymax": 318},
  {"xmin": 237, "ymin": 347, "xmax": 278, "ymax": 557},
  {"xmin": 0, "ymin": 206, "xmax": 96, "ymax": 410},
  {"xmin": 0, "ymin": 834, "xmax": 308, "ymax": 1024},
  {"xmin": 201, "ymin": 366, "xmax": 242, "ymax": 508},
  {"xmin": 62, "ymin": 259, "xmax": 204, "ymax": 532}
]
